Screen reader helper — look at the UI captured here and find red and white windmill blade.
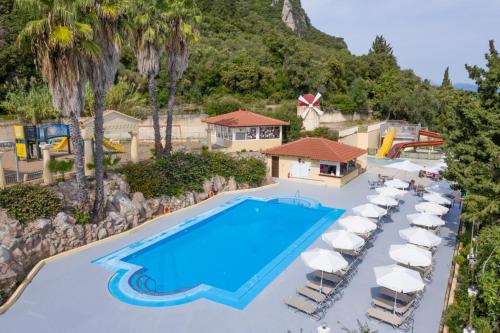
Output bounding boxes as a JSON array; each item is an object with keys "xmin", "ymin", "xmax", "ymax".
[{"xmin": 298, "ymin": 92, "xmax": 323, "ymax": 119}]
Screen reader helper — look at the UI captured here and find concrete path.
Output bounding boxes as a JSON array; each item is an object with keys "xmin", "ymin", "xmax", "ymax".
[{"xmin": 0, "ymin": 161, "xmax": 460, "ymax": 333}]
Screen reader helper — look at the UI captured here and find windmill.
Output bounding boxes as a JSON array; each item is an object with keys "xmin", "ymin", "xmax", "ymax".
[{"xmin": 297, "ymin": 92, "xmax": 323, "ymax": 119}]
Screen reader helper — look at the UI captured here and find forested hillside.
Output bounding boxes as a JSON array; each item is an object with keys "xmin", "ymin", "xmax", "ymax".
[{"xmin": 1, "ymin": 0, "xmax": 447, "ymax": 127}]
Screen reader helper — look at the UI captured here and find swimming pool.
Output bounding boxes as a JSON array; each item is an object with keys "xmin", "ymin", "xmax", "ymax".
[{"xmin": 93, "ymin": 196, "xmax": 344, "ymax": 309}]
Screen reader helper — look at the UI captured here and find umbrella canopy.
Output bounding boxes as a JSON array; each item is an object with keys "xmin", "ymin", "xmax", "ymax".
[
  {"xmin": 375, "ymin": 186, "xmax": 406, "ymax": 198},
  {"xmin": 389, "ymin": 244, "xmax": 432, "ymax": 267},
  {"xmin": 301, "ymin": 248, "xmax": 349, "ymax": 273},
  {"xmin": 374, "ymin": 264, "xmax": 425, "ymax": 293},
  {"xmin": 338, "ymin": 216, "xmax": 377, "ymax": 234},
  {"xmin": 399, "ymin": 227, "xmax": 442, "ymax": 248},
  {"xmin": 352, "ymin": 203, "xmax": 388, "ymax": 219},
  {"xmin": 322, "ymin": 230, "xmax": 365, "ymax": 251},
  {"xmin": 407, "ymin": 213, "xmax": 445, "ymax": 228},
  {"xmin": 385, "ymin": 160, "xmax": 424, "ymax": 173},
  {"xmin": 367, "ymin": 194, "xmax": 399, "ymax": 207},
  {"xmin": 423, "ymin": 192, "xmax": 451, "ymax": 206},
  {"xmin": 415, "ymin": 202, "xmax": 449, "ymax": 215},
  {"xmin": 385, "ymin": 178, "xmax": 409, "ymax": 189},
  {"xmin": 426, "ymin": 160, "xmax": 447, "ymax": 173}
]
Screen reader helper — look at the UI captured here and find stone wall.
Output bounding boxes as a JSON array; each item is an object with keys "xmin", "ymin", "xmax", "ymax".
[{"xmin": 0, "ymin": 173, "xmax": 257, "ymax": 304}]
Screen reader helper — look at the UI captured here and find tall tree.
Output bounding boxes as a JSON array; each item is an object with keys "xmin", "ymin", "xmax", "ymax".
[
  {"xmin": 163, "ymin": 0, "xmax": 200, "ymax": 155},
  {"xmin": 441, "ymin": 67, "xmax": 452, "ymax": 89},
  {"xmin": 130, "ymin": 0, "xmax": 167, "ymax": 158},
  {"xmin": 85, "ymin": 0, "xmax": 129, "ymax": 220},
  {"xmin": 16, "ymin": 0, "xmax": 97, "ymax": 207},
  {"xmin": 369, "ymin": 35, "xmax": 394, "ymax": 55}
]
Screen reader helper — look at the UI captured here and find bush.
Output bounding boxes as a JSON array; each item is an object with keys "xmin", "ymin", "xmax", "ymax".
[
  {"xmin": 0, "ymin": 184, "xmax": 62, "ymax": 224},
  {"xmin": 205, "ymin": 95, "xmax": 242, "ymax": 116},
  {"xmin": 121, "ymin": 151, "xmax": 266, "ymax": 198}
]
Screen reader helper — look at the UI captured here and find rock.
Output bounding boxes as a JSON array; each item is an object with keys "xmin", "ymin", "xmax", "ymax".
[
  {"xmin": 281, "ymin": 0, "xmax": 309, "ymax": 33},
  {"xmin": 212, "ymin": 175, "xmax": 226, "ymax": 193},
  {"xmin": 131, "ymin": 192, "xmax": 146, "ymax": 218},
  {"xmin": 53, "ymin": 212, "xmax": 76, "ymax": 230},
  {"xmin": 0, "ymin": 245, "xmax": 13, "ymax": 264},
  {"xmin": 97, "ymin": 228, "xmax": 107, "ymax": 240},
  {"xmin": 111, "ymin": 191, "xmax": 138, "ymax": 217},
  {"xmin": 144, "ymin": 198, "xmax": 160, "ymax": 218},
  {"xmin": 31, "ymin": 219, "xmax": 51, "ymax": 234},
  {"xmin": 202, "ymin": 179, "xmax": 214, "ymax": 194},
  {"xmin": 224, "ymin": 177, "xmax": 238, "ymax": 192}
]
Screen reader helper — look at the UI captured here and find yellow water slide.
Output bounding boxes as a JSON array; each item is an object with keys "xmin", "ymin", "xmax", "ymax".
[
  {"xmin": 376, "ymin": 128, "xmax": 395, "ymax": 158},
  {"xmin": 52, "ymin": 137, "xmax": 68, "ymax": 150},
  {"xmin": 103, "ymin": 137, "xmax": 125, "ymax": 152}
]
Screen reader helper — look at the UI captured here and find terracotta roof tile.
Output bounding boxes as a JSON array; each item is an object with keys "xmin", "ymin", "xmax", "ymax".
[
  {"xmin": 202, "ymin": 110, "xmax": 289, "ymax": 127},
  {"xmin": 264, "ymin": 137, "xmax": 367, "ymax": 163}
]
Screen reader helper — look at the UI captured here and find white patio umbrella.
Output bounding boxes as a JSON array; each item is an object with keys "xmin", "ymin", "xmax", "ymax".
[
  {"xmin": 352, "ymin": 203, "xmax": 388, "ymax": 219},
  {"xmin": 385, "ymin": 160, "xmax": 424, "ymax": 173},
  {"xmin": 375, "ymin": 186, "xmax": 406, "ymax": 198},
  {"xmin": 425, "ymin": 183, "xmax": 452, "ymax": 195},
  {"xmin": 389, "ymin": 244, "xmax": 432, "ymax": 267},
  {"xmin": 399, "ymin": 227, "xmax": 442, "ymax": 248},
  {"xmin": 338, "ymin": 216, "xmax": 377, "ymax": 234},
  {"xmin": 301, "ymin": 248, "xmax": 348, "ymax": 290},
  {"xmin": 385, "ymin": 178, "xmax": 409, "ymax": 189},
  {"xmin": 322, "ymin": 230, "xmax": 365, "ymax": 251},
  {"xmin": 415, "ymin": 202, "xmax": 449, "ymax": 216},
  {"xmin": 367, "ymin": 194, "xmax": 398, "ymax": 208},
  {"xmin": 407, "ymin": 213, "xmax": 445, "ymax": 228},
  {"xmin": 423, "ymin": 192, "xmax": 452, "ymax": 206},
  {"xmin": 374, "ymin": 264, "xmax": 425, "ymax": 313}
]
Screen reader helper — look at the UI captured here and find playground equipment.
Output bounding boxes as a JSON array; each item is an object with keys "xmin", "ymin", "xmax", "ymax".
[
  {"xmin": 52, "ymin": 137, "xmax": 69, "ymax": 150},
  {"xmin": 376, "ymin": 128, "xmax": 395, "ymax": 158},
  {"xmin": 103, "ymin": 137, "xmax": 125, "ymax": 152},
  {"xmin": 386, "ymin": 130, "xmax": 443, "ymax": 159},
  {"xmin": 13, "ymin": 124, "xmax": 70, "ymax": 160}
]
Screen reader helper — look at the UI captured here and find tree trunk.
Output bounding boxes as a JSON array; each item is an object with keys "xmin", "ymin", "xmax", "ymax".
[
  {"xmin": 68, "ymin": 113, "xmax": 89, "ymax": 208},
  {"xmin": 163, "ymin": 76, "xmax": 178, "ymax": 156},
  {"xmin": 148, "ymin": 74, "xmax": 163, "ymax": 158},
  {"xmin": 92, "ymin": 91, "xmax": 106, "ymax": 221}
]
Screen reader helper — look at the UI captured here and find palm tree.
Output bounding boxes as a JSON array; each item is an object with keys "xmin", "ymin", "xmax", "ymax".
[
  {"xmin": 85, "ymin": 0, "xmax": 129, "ymax": 220},
  {"xmin": 163, "ymin": 0, "xmax": 200, "ymax": 155},
  {"xmin": 16, "ymin": 0, "xmax": 97, "ymax": 207},
  {"xmin": 130, "ymin": 0, "xmax": 168, "ymax": 158}
]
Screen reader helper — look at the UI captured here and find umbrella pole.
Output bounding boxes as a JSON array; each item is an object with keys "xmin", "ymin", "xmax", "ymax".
[
  {"xmin": 393, "ymin": 291, "xmax": 398, "ymax": 314},
  {"xmin": 320, "ymin": 271, "xmax": 324, "ymax": 292}
]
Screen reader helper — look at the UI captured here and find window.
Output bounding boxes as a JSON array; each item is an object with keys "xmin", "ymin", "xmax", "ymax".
[
  {"xmin": 223, "ymin": 127, "xmax": 230, "ymax": 139},
  {"xmin": 235, "ymin": 128, "xmax": 246, "ymax": 140},
  {"xmin": 246, "ymin": 127, "xmax": 256, "ymax": 140},
  {"xmin": 216, "ymin": 126, "xmax": 222, "ymax": 138},
  {"xmin": 319, "ymin": 160, "xmax": 338, "ymax": 176},
  {"xmin": 259, "ymin": 126, "xmax": 280, "ymax": 139}
]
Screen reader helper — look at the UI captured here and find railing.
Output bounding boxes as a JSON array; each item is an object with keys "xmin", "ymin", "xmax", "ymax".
[{"xmin": 135, "ymin": 273, "xmax": 159, "ymax": 295}]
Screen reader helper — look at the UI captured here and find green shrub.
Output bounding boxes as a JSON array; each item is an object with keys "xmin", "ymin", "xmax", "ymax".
[
  {"xmin": 48, "ymin": 158, "xmax": 74, "ymax": 181},
  {"xmin": 121, "ymin": 151, "xmax": 266, "ymax": 199},
  {"xmin": 205, "ymin": 95, "xmax": 242, "ymax": 116},
  {"xmin": 0, "ymin": 184, "xmax": 62, "ymax": 224}
]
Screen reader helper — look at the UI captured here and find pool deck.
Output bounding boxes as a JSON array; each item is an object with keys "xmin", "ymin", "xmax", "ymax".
[{"xmin": 0, "ymin": 159, "xmax": 460, "ymax": 333}]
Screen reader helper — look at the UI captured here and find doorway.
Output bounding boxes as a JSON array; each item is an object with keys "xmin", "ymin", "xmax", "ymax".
[{"xmin": 271, "ymin": 156, "xmax": 279, "ymax": 177}]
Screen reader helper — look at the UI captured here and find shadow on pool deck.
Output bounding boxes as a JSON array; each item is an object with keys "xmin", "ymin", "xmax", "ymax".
[{"xmin": 0, "ymin": 167, "xmax": 460, "ymax": 333}]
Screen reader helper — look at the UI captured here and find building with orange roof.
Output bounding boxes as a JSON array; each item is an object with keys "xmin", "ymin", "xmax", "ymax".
[
  {"xmin": 202, "ymin": 110, "xmax": 289, "ymax": 152},
  {"xmin": 264, "ymin": 137, "xmax": 368, "ymax": 187}
]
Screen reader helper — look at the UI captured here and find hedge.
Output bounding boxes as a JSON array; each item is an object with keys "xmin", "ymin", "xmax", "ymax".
[{"xmin": 121, "ymin": 151, "xmax": 266, "ymax": 198}]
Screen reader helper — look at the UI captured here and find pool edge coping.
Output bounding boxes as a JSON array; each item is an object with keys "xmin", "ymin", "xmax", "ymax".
[{"xmin": 0, "ymin": 181, "xmax": 280, "ymax": 315}]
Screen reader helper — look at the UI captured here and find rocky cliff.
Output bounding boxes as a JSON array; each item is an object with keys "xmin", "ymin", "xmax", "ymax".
[{"xmin": 280, "ymin": 0, "xmax": 310, "ymax": 34}]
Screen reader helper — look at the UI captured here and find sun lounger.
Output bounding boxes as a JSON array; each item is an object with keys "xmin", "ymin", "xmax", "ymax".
[
  {"xmin": 314, "ymin": 270, "xmax": 343, "ymax": 283},
  {"xmin": 372, "ymin": 295, "xmax": 414, "ymax": 315},
  {"xmin": 297, "ymin": 287, "xmax": 329, "ymax": 304},
  {"xmin": 306, "ymin": 280, "xmax": 336, "ymax": 295},
  {"xmin": 336, "ymin": 248, "xmax": 363, "ymax": 257},
  {"xmin": 412, "ymin": 265, "xmax": 432, "ymax": 279},
  {"xmin": 285, "ymin": 297, "xmax": 323, "ymax": 320},
  {"xmin": 367, "ymin": 306, "xmax": 413, "ymax": 328},
  {"xmin": 379, "ymin": 287, "xmax": 415, "ymax": 304}
]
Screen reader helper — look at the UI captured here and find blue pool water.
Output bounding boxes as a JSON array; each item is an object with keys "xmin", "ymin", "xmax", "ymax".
[{"xmin": 93, "ymin": 196, "xmax": 344, "ymax": 309}]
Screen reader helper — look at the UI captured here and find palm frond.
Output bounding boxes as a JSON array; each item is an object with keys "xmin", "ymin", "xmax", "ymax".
[
  {"xmin": 17, "ymin": 18, "xmax": 50, "ymax": 47},
  {"xmin": 49, "ymin": 25, "xmax": 75, "ymax": 49}
]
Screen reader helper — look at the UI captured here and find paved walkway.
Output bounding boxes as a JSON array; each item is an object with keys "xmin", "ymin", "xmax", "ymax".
[{"xmin": 0, "ymin": 161, "xmax": 460, "ymax": 333}]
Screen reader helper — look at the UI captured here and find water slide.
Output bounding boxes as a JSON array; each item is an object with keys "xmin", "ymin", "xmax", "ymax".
[
  {"xmin": 51, "ymin": 137, "xmax": 68, "ymax": 150},
  {"xmin": 376, "ymin": 128, "xmax": 396, "ymax": 158},
  {"xmin": 386, "ymin": 130, "xmax": 443, "ymax": 159},
  {"xmin": 103, "ymin": 137, "xmax": 125, "ymax": 152}
]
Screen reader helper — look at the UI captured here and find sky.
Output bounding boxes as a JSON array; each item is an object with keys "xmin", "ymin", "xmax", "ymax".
[{"xmin": 302, "ymin": 0, "xmax": 500, "ymax": 84}]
